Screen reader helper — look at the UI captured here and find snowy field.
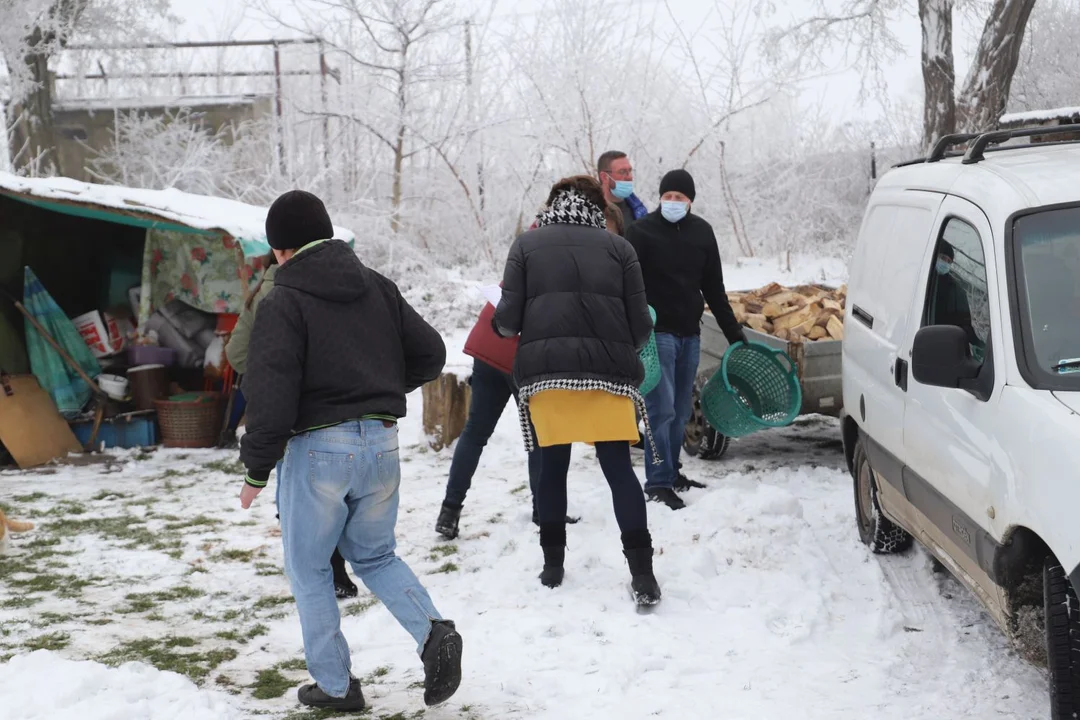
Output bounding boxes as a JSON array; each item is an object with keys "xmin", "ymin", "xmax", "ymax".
[
  {"xmin": 0, "ymin": 400, "xmax": 1050, "ymax": 720},
  {"xmin": 0, "ymin": 257, "xmax": 1051, "ymax": 719}
]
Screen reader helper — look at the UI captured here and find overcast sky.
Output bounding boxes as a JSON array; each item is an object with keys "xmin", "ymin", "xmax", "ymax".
[{"xmin": 161, "ymin": 0, "xmax": 968, "ymax": 129}]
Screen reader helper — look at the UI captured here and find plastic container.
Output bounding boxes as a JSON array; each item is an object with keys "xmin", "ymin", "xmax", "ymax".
[
  {"xmin": 639, "ymin": 306, "xmax": 661, "ymax": 396},
  {"xmin": 97, "ymin": 373, "xmax": 129, "ymax": 401},
  {"xmin": 127, "ymin": 345, "xmax": 177, "ymax": 367},
  {"xmin": 700, "ymin": 341, "xmax": 802, "ymax": 438},
  {"xmin": 71, "ymin": 413, "xmax": 157, "ymax": 449},
  {"xmin": 154, "ymin": 392, "xmax": 224, "ymax": 448},
  {"xmin": 128, "ymin": 364, "xmax": 169, "ymax": 411}
]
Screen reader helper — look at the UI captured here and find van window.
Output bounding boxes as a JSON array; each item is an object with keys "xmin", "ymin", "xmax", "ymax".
[
  {"xmin": 852, "ymin": 204, "xmax": 934, "ymax": 345},
  {"xmin": 1012, "ymin": 205, "xmax": 1080, "ymax": 387},
  {"xmin": 923, "ymin": 218, "xmax": 990, "ymax": 364}
]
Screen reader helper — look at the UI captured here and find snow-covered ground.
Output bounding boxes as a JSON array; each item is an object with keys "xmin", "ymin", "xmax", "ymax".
[
  {"xmin": 0, "ymin": 256, "xmax": 1050, "ymax": 718},
  {"xmin": 0, "ymin": 401, "xmax": 1050, "ymax": 719}
]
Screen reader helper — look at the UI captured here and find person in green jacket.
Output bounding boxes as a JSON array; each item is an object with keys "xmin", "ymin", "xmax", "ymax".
[{"xmin": 226, "ymin": 253, "xmax": 360, "ymax": 600}]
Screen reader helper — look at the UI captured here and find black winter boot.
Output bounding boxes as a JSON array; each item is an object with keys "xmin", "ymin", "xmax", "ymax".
[
  {"xmin": 622, "ymin": 529, "xmax": 661, "ymax": 607},
  {"xmin": 297, "ymin": 676, "xmax": 366, "ymax": 711},
  {"xmin": 331, "ymin": 548, "xmax": 358, "ymax": 599},
  {"xmin": 421, "ymin": 620, "xmax": 463, "ymax": 706},
  {"xmin": 646, "ymin": 487, "xmax": 686, "ymax": 510},
  {"xmin": 435, "ymin": 502, "xmax": 461, "ymax": 540},
  {"xmin": 538, "ymin": 523, "xmax": 566, "ymax": 588}
]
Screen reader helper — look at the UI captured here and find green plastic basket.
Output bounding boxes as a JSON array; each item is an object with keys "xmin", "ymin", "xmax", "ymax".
[
  {"xmin": 640, "ymin": 307, "xmax": 661, "ymax": 395},
  {"xmin": 700, "ymin": 341, "xmax": 802, "ymax": 438}
]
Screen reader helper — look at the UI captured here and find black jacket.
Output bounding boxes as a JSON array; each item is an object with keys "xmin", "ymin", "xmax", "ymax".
[
  {"xmin": 240, "ymin": 240, "xmax": 445, "ymax": 482},
  {"xmin": 493, "ymin": 223, "xmax": 652, "ymax": 388},
  {"xmin": 626, "ymin": 210, "xmax": 743, "ymax": 343}
]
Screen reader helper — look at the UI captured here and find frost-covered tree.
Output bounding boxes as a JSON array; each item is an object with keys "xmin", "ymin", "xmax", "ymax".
[
  {"xmin": 1, "ymin": 0, "xmax": 171, "ymax": 175},
  {"xmin": 771, "ymin": 0, "xmax": 1039, "ymax": 150},
  {"xmin": 1009, "ymin": 0, "xmax": 1080, "ymax": 112}
]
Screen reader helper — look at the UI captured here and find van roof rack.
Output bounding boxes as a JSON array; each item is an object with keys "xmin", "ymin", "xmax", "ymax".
[
  {"xmin": 962, "ymin": 123, "xmax": 1080, "ymax": 164},
  {"xmin": 927, "ymin": 133, "xmax": 981, "ymax": 163}
]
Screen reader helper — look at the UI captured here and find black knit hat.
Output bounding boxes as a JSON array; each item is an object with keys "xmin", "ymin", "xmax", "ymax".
[
  {"xmin": 265, "ymin": 190, "xmax": 334, "ymax": 251},
  {"xmin": 658, "ymin": 169, "xmax": 696, "ymax": 202}
]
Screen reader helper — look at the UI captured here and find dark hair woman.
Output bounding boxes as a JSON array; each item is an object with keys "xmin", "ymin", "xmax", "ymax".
[
  {"xmin": 225, "ymin": 250, "xmax": 359, "ymax": 601},
  {"xmin": 493, "ymin": 175, "xmax": 662, "ymax": 608}
]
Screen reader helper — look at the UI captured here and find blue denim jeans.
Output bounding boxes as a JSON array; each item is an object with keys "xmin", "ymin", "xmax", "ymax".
[
  {"xmin": 443, "ymin": 359, "xmax": 540, "ymax": 508},
  {"xmin": 278, "ymin": 420, "xmax": 445, "ymax": 697},
  {"xmin": 644, "ymin": 333, "xmax": 701, "ymax": 490}
]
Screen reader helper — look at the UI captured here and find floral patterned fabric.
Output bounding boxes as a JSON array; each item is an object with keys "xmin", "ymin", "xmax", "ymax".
[{"xmin": 138, "ymin": 229, "xmax": 267, "ymax": 327}]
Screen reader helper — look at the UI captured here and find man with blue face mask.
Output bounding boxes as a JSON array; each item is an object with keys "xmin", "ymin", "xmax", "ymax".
[
  {"xmin": 598, "ymin": 150, "xmax": 649, "ymax": 234},
  {"xmin": 626, "ymin": 169, "xmax": 745, "ymax": 510},
  {"xmin": 931, "ymin": 240, "xmax": 978, "ymax": 345}
]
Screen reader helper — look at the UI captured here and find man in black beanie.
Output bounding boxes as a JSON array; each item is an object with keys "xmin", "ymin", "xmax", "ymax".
[
  {"xmin": 626, "ymin": 170, "xmax": 745, "ymax": 510},
  {"xmin": 239, "ymin": 189, "xmax": 463, "ymax": 711}
]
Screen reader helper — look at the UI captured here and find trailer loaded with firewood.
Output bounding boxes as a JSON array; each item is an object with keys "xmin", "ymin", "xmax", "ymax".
[{"xmin": 683, "ymin": 282, "xmax": 845, "ymax": 461}]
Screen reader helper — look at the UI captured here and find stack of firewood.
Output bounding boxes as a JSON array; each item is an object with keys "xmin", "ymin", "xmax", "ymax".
[{"xmin": 724, "ymin": 283, "xmax": 847, "ymax": 342}]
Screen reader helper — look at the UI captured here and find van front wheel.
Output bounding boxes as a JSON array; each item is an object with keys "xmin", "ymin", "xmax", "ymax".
[
  {"xmin": 852, "ymin": 438, "xmax": 912, "ymax": 554},
  {"xmin": 1045, "ymin": 558, "xmax": 1080, "ymax": 719}
]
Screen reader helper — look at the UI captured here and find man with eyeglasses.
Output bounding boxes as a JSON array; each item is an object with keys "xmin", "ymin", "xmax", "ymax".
[{"xmin": 597, "ymin": 150, "xmax": 649, "ymax": 235}]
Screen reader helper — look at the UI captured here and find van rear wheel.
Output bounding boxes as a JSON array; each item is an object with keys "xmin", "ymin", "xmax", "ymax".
[
  {"xmin": 1045, "ymin": 558, "xmax": 1080, "ymax": 719},
  {"xmin": 852, "ymin": 438, "xmax": 912, "ymax": 554},
  {"xmin": 683, "ymin": 374, "xmax": 730, "ymax": 461}
]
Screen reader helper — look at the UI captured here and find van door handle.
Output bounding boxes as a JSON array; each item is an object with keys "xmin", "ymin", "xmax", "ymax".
[{"xmin": 894, "ymin": 358, "xmax": 908, "ymax": 391}]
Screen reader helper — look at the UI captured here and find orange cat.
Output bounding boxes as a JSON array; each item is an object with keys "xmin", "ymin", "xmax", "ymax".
[{"xmin": 0, "ymin": 507, "xmax": 33, "ymax": 552}]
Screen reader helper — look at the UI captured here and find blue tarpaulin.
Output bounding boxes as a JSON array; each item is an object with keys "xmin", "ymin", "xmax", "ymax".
[{"xmin": 22, "ymin": 267, "xmax": 101, "ymax": 418}]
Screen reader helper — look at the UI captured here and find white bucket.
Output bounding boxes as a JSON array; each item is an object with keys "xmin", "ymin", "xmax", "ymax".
[{"xmin": 98, "ymin": 374, "xmax": 129, "ymax": 401}]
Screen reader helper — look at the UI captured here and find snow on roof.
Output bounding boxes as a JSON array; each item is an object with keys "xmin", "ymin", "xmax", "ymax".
[
  {"xmin": 0, "ymin": 171, "xmax": 355, "ymax": 259},
  {"xmin": 54, "ymin": 94, "xmax": 271, "ymax": 113},
  {"xmin": 999, "ymin": 106, "xmax": 1080, "ymax": 125}
]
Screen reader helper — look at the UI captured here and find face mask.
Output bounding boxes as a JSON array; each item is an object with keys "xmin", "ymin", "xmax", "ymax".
[
  {"xmin": 661, "ymin": 200, "xmax": 689, "ymax": 223},
  {"xmin": 611, "ymin": 180, "xmax": 633, "ymax": 200},
  {"xmin": 935, "ymin": 260, "xmax": 951, "ymax": 275}
]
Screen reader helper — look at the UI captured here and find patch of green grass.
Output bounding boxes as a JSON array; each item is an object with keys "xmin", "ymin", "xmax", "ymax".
[
  {"xmin": 36, "ymin": 611, "xmax": 74, "ymax": 625},
  {"xmin": 98, "ymin": 637, "xmax": 238, "ymax": 684},
  {"xmin": 24, "ymin": 631, "xmax": 70, "ymax": 651},
  {"xmin": 214, "ymin": 630, "xmax": 245, "ymax": 643},
  {"xmin": 214, "ymin": 548, "xmax": 256, "ymax": 563},
  {"xmin": 430, "ymin": 544, "xmax": 458, "ymax": 557},
  {"xmin": 134, "ymin": 450, "xmax": 155, "ymax": 462},
  {"xmin": 362, "ymin": 666, "xmax": 391, "ymax": 685},
  {"xmin": 164, "ymin": 515, "xmax": 221, "ymax": 532},
  {"xmin": 91, "ymin": 490, "xmax": 129, "ymax": 501},
  {"xmin": 221, "ymin": 609, "xmax": 242, "ymax": 621},
  {"xmin": 343, "ymin": 596, "xmax": 380, "ymax": 616},
  {"xmin": 86, "ymin": 618, "xmax": 113, "ymax": 626},
  {"xmin": 203, "ymin": 459, "xmax": 245, "ymax": 475},
  {"xmin": 235, "ymin": 519, "xmax": 258, "ymax": 527},
  {"xmin": 510, "ymin": 483, "xmax": 528, "ymax": 494},
  {"xmin": 255, "ymin": 563, "xmax": 282, "ymax": 577},
  {"xmin": 251, "ymin": 668, "xmax": 294, "ymax": 699},
  {"xmin": 281, "ymin": 709, "xmax": 359, "ymax": 720},
  {"xmin": 186, "ymin": 566, "xmax": 209, "ymax": 576},
  {"xmin": 247, "ymin": 624, "xmax": 269, "ymax": 640},
  {"xmin": 159, "ymin": 469, "xmax": 183, "ymax": 479},
  {"xmin": 277, "ymin": 657, "xmax": 307, "ymax": 672},
  {"xmin": 45, "ymin": 500, "xmax": 88, "ymax": 517},
  {"xmin": 434, "ymin": 562, "xmax": 459, "ymax": 574},
  {"xmin": 24, "ymin": 548, "xmax": 60, "ymax": 563},
  {"xmin": 119, "ymin": 585, "xmax": 206, "ymax": 613},
  {"xmin": 1, "ymin": 595, "xmax": 42, "ymax": 609},
  {"xmin": 22, "ymin": 573, "xmax": 96, "ymax": 598},
  {"xmin": 146, "ymin": 613, "xmax": 167, "ymax": 622},
  {"xmin": 23, "ymin": 536, "xmax": 61, "ymax": 549},
  {"xmin": 254, "ymin": 595, "xmax": 294, "ymax": 610},
  {"xmin": 12, "ymin": 492, "xmax": 48, "ymax": 503}
]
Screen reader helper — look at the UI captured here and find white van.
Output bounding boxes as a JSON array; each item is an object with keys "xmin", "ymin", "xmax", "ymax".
[{"xmin": 841, "ymin": 125, "xmax": 1080, "ymax": 717}]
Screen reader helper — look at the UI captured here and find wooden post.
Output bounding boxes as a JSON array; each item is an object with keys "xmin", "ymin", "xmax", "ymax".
[{"xmin": 422, "ymin": 372, "xmax": 472, "ymax": 451}]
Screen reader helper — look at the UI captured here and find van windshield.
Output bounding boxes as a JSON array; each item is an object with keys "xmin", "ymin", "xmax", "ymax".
[{"xmin": 1013, "ymin": 206, "xmax": 1080, "ymax": 387}]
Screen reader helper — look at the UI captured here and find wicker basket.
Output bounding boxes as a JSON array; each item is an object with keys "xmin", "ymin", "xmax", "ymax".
[{"xmin": 153, "ymin": 392, "xmax": 224, "ymax": 448}]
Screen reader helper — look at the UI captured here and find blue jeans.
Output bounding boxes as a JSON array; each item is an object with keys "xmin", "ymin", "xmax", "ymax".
[
  {"xmin": 278, "ymin": 420, "xmax": 445, "ymax": 697},
  {"xmin": 644, "ymin": 333, "xmax": 700, "ymax": 490},
  {"xmin": 443, "ymin": 359, "xmax": 540, "ymax": 508}
]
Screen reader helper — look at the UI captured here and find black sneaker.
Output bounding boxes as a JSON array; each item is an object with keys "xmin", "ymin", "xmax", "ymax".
[
  {"xmin": 435, "ymin": 503, "xmax": 461, "ymax": 540},
  {"xmin": 646, "ymin": 487, "xmax": 686, "ymax": 510},
  {"xmin": 674, "ymin": 473, "xmax": 707, "ymax": 492},
  {"xmin": 422, "ymin": 620, "xmax": 463, "ymax": 706},
  {"xmin": 297, "ymin": 676, "xmax": 366, "ymax": 711},
  {"xmin": 335, "ymin": 579, "xmax": 359, "ymax": 599}
]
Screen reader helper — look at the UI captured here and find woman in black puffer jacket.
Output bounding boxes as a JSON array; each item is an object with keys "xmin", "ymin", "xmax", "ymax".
[{"xmin": 493, "ymin": 175, "xmax": 662, "ymax": 608}]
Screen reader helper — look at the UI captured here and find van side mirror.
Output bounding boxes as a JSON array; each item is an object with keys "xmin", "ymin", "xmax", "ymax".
[{"xmin": 912, "ymin": 325, "xmax": 981, "ymax": 388}]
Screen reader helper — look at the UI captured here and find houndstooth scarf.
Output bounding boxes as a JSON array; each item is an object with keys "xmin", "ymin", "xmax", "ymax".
[
  {"xmin": 517, "ymin": 379, "xmax": 662, "ymax": 464},
  {"xmin": 534, "ymin": 188, "xmax": 608, "ymax": 230}
]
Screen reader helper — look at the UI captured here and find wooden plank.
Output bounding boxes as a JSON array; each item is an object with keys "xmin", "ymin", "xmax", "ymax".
[
  {"xmin": 827, "ymin": 315, "xmax": 845, "ymax": 340},
  {"xmin": 0, "ymin": 375, "xmax": 83, "ymax": 468}
]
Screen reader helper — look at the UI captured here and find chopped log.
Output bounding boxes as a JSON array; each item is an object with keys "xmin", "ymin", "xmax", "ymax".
[
  {"xmin": 732, "ymin": 302, "xmax": 748, "ymax": 323},
  {"xmin": 773, "ymin": 303, "xmax": 818, "ymax": 332},
  {"xmin": 827, "ymin": 315, "xmax": 845, "ymax": 341},
  {"xmin": 744, "ymin": 300, "xmax": 764, "ymax": 314},
  {"xmin": 821, "ymin": 298, "xmax": 843, "ymax": 312},
  {"xmin": 746, "ymin": 313, "xmax": 769, "ymax": 331},
  {"xmin": 750, "ymin": 282, "xmax": 784, "ymax": 298},
  {"xmin": 763, "ymin": 291, "xmax": 804, "ymax": 307},
  {"xmin": 761, "ymin": 302, "xmax": 786, "ymax": 319},
  {"xmin": 808, "ymin": 326, "xmax": 829, "ymax": 340},
  {"xmin": 422, "ymin": 372, "xmax": 472, "ymax": 451}
]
